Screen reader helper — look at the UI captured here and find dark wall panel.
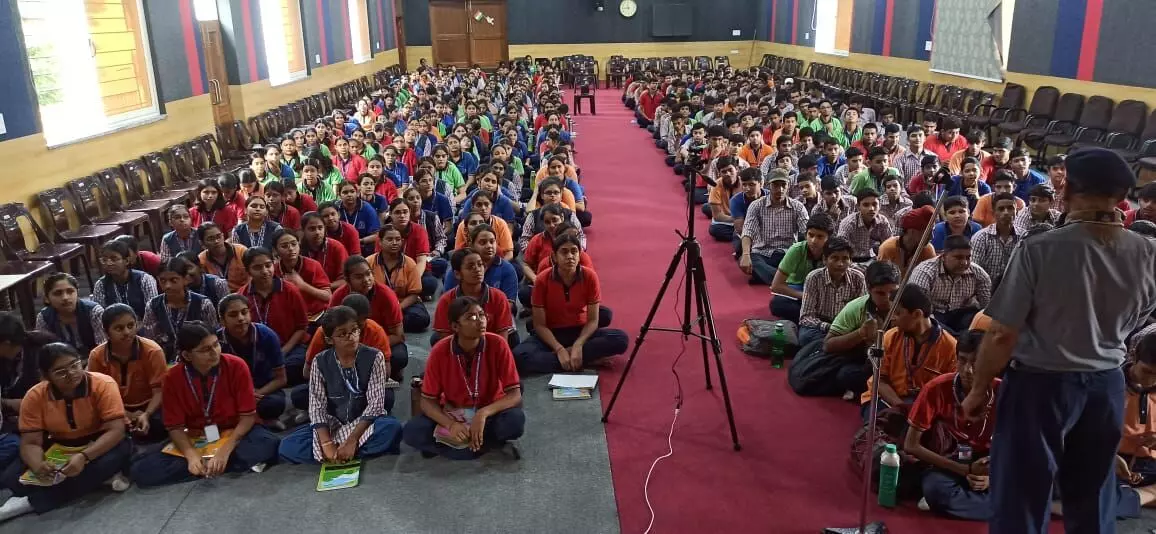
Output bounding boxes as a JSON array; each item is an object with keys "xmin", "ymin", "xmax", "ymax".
[
  {"xmin": 303, "ymin": 0, "xmax": 324, "ymax": 68},
  {"xmin": 1091, "ymin": 1, "xmax": 1156, "ymax": 89},
  {"xmin": 793, "ymin": 0, "xmax": 814, "ymax": 48},
  {"xmin": 144, "ymin": 0, "xmax": 208, "ymax": 102},
  {"xmin": 0, "ymin": 0, "xmax": 40, "ymax": 139},
  {"xmin": 404, "ymin": 0, "xmax": 430, "ymax": 45}
]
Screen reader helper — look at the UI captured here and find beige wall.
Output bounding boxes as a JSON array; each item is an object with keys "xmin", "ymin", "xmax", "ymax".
[{"xmin": 0, "ymin": 50, "xmax": 401, "ymax": 214}]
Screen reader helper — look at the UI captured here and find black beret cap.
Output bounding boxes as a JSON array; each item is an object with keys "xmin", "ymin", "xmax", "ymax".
[{"xmin": 1066, "ymin": 147, "xmax": 1135, "ymax": 194}]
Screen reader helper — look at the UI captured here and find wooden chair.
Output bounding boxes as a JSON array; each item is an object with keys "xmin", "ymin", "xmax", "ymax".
[
  {"xmin": 67, "ymin": 175, "xmax": 152, "ymax": 243},
  {"xmin": 0, "ymin": 237, "xmax": 56, "ymax": 328},
  {"xmin": 96, "ymin": 167, "xmax": 167, "ymax": 245},
  {"xmin": 35, "ymin": 187, "xmax": 123, "ymax": 280},
  {"xmin": 0, "ymin": 203, "xmax": 93, "ymax": 288}
]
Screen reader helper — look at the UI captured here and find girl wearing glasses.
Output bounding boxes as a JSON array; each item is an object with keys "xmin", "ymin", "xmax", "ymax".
[
  {"xmin": 0, "ymin": 343, "xmax": 131, "ymax": 522},
  {"xmin": 87, "ymin": 305, "xmax": 168, "ymax": 442},
  {"xmin": 130, "ymin": 322, "xmax": 280, "ymax": 487},
  {"xmin": 278, "ymin": 306, "xmax": 401, "ymax": 464}
]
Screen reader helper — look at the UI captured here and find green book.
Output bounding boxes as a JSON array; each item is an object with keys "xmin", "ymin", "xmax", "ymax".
[{"xmin": 316, "ymin": 460, "xmax": 361, "ymax": 492}]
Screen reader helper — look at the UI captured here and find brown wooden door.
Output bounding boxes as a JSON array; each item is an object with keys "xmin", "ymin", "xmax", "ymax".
[
  {"xmin": 199, "ymin": 21, "xmax": 233, "ymax": 128},
  {"xmin": 430, "ymin": 0, "xmax": 470, "ymax": 68},
  {"xmin": 394, "ymin": 0, "xmax": 407, "ymax": 71},
  {"xmin": 467, "ymin": 0, "xmax": 507, "ymax": 68}
]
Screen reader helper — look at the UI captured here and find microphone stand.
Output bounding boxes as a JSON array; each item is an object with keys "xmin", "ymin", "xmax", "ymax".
[{"xmin": 823, "ymin": 190, "xmax": 948, "ymax": 534}]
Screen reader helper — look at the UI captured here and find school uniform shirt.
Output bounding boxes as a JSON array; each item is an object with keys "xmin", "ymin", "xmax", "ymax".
[
  {"xmin": 273, "ymin": 256, "xmax": 332, "ymax": 316},
  {"xmin": 269, "ymin": 204, "xmax": 302, "ymax": 231},
  {"xmin": 524, "ymin": 233, "xmax": 594, "ymax": 274},
  {"xmin": 444, "ymin": 256, "xmax": 520, "ymax": 303},
  {"xmin": 290, "ymin": 191, "xmax": 319, "ymax": 214},
  {"xmin": 460, "ymin": 190, "xmax": 518, "ymax": 224},
  {"xmin": 140, "ymin": 292, "xmax": 218, "ymax": 361},
  {"xmin": 729, "ymin": 191, "xmax": 767, "ymax": 223},
  {"xmin": 199, "ymin": 244, "xmax": 250, "ymax": 292},
  {"xmin": 20, "ymin": 372, "xmax": 125, "ymax": 443},
  {"xmin": 1012, "ymin": 207, "xmax": 1062, "ymax": 236},
  {"xmin": 240, "ymin": 278, "xmax": 309, "ymax": 348},
  {"xmin": 218, "ymin": 323, "xmax": 285, "ymax": 390},
  {"xmin": 36, "ymin": 300, "xmax": 106, "ymax": 357},
  {"xmin": 366, "ymin": 253, "xmax": 423, "ymax": 300},
  {"xmin": 328, "ymin": 283, "xmax": 404, "ymax": 334},
  {"xmin": 947, "ymin": 149, "xmax": 992, "ymax": 178},
  {"xmin": 87, "ymin": 337, "xmax": 168, "ymax": 411},
  {"xmin": 332, "ymin": 154, "xmax": 369, "ymax": 183},
  {"xmin": 0, "ymin": 342, "xmax": 42, "ymax": 411},
  {"xmin": 306, "ymin": 237, "xmax": 351, "ymax": 284},
  {"xmin": 328, "ymin": 221, "xmax": 363, "ymax": 256},
  {"xmin": 230, "ymin": 220, "xmax": 282, "ymax": 249},
  {"xmin": 799, "ymin": 267, "xmax": 868, "ymax": 331},
  {"xmin": 189, "ymin": 206, "xmax": 239, "ymax": 236},
  {"xmin": 930, "ymin": 221, "xmax": 982, "ymax": 252},
  {"xmin": 944, "ymin": 178, "xmax": 992, "ymax": 212},
  {"xmin": 450, "ymin": 151, "xmax": 480, "ymax": 178},
  {"xmin": 159, "ymin": 230, "xmax": 202, "ymax": 262},
  {"xmin": 861, "ymin": 323, "xmax": 958, "ymax": 404},
  {"xmin": 776, "ymin": 240, "xmax": 824, "ymax": 286},
  {"xmin": 837, "ymin": 213, "xmax": 896, "ymax": 260},
  {"xmin": 971, "ymin": 194, "xmax": 1025, "ymax": 228},
  {"xmin": 740, "ymin": 196, "xmax": 810, "ymax": 255},
  {"xmin": 92, "ymin": 269, "xmax": 158, "ymax": 319},
  {"xmin": 908, "ymin": 373, "xmax": 1000, "ymax": 456},
  {"xmin": 421, "ymin": 332, "xmax": 520, "ymax": 409},
  {"xmin": 307, "ymin": 345, "xmax": 390, "ymax": 461},
  {"xmin": 435, "ymin": 164, "xmax": 466, "ymax": 195},
  {"xmin": 374, "ymin": 182, "xmax": 398, "ymax": 204},
  {"xmin": 876, "ymin": 237, "xmax": 937, "ymax": 278},
  {"xmin": 827, "ymin": 294, "xmax": 885, "ymax": 339},
  {"xmin": 138, "ymin": 251, "xmax": 161, "ymax": 277},
  {"xmin": 737, "ymin": 144, "xmax": 775, "ymax": 168},
  {"xmin": 299, "ymin": 181, "xmax": 336, "ymax": 205},
  {"xmin": 454, "ymin": 217, "xmax": 515, "ymax": 256},
  {"xmin": 909, "ymin": 257, "xmax": 993, "ymax": 314},
  {"xmin": 223, "ymin": 193, "xmax": 248, "ymax": 221},
  {"xmin": 305, "ymin": 319, "xmax": 391, "ymax": 369},
  {"xmin": 337, "ymin": 200, "xmax": 381, "ymax": 240},
  {"xmin": 924, "ymin": 134, "xmax": 969, "ymax": 162},
  {"xmin": 162, "ymin": 353, "xmax": 256, "ymax": 433},
  {"xmin": 382, "ymin": 162, "xmax": 410, "ymax": 187},
  {"xmin": 396, "ymin": 222, "xmax": 431, "ymax": 263},
  {"xmin": 433, "ymin": 285, "xmax": 513, "ymax": 335},
  {"xmin": 1011, "ymin": 170, "xmax": 1049, "ymax": 203},
  {"xmin": 970, "ymin": 225, "xmax": 1024, "ymax": 282},
  {"xmin": 519, "ymin": 207, "xmax": 586, "ymax": 252},
  {"xmin": 531, "ymin": 266, "xmax": 602, "ymax": 330},
  {"xmin": 422, "ymin": 192, "xmax": 455, "ymax": 224},
  {"xmin": 1121, "ymin": 366, "xmax": 1156, "ymax": 459}
]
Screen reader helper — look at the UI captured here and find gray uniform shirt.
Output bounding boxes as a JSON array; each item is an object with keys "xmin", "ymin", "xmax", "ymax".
[{"xmin": 987, "ymin": 223, "xmax": 1156, "ymax": 372}]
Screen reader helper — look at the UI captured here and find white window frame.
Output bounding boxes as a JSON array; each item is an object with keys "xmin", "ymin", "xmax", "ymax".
[
  {"xmin": 260, "ymin": 0, "xmax": 308, "ymax": 86},
  {"xmin": 813, "ymin": 0, "xmax": 849, "ymax": 57},
  {"xmin": 349, "ymin": 0, "xmax": 371, "ymax": 64},
  {"xmin": 17, "ymin": 0, "xmax": 162, "ymax": 148}
]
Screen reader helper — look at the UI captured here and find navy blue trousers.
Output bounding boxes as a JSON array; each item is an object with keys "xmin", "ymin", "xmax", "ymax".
[
  {"xmin": 403, "ymin": 407, "xmax": 525, "ymax": 460},
  {"xmin": 989, "ymin": 364, "xmax": 1125, "ymax": 534},
  {"xmin": 129, "ymin": 426, "xmax": 281, "ymax": 488},
  {"xmin": 922, "ymin": 469, "xmax": 992, "ymax": 521}
]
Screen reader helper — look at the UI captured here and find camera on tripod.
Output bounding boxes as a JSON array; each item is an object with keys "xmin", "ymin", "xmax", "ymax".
[
  {"xmin": 931, "ymin": 167, "xmax": 953, "ymax": 185},
  {"xmin": 685, "ymin": 142, "xmax": 708, "ymax": 171}
]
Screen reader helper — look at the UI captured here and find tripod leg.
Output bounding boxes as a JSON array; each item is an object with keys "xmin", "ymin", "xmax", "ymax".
[
  {"xmin": 689, "ymin": 244, "xmax": 742, "ymax": 451},
  {"xmin": 602, "ymin": 241, "xmax": 689, "ymax": 423},
  {"xmin": 687, "ymin": 245, "xmax": 713, "ymax": 390}
]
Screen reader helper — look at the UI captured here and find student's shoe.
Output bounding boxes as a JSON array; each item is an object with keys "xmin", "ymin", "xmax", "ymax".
[
  {"xmin": 420, "ymin": 451, "xmax": 437, "ymax": 459},
  {"xmin": 251, "ymin": 463, "xmax": 268, "ymax": 473},
  {"xmin": 917, "ymin": 497, "xmax": 930, "ymax": 512},
  {"xmin": 0, "ymin": 496, "xmax": 33, "ymax": 522},
  {"xmin": 518, "ymin": 307, "xmax": 532, "ymax": 319},
  {"xmin": 500, "ymin": 442, "xmax": 522, "ymax": 460},
  {"xmin": 842, "ymin": 390, "xmax": 855, "ymax": 401},
  {"xmin": 266, "ymin": 419, "xmax": 287, "ymax": 432},
  {"xmin": 106, "ymin": 473, "xmax": 131, "ymax": 492},
  {"xmin": 293, "ymin": 411, "xmax": 310, "ymax": 425}
]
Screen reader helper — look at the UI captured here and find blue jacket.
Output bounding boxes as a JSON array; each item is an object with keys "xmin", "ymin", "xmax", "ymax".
[
  {"xmin": 443, "ymin": 256, "xmax": 519, "ymax": 303},
  {"xmin": 339, "ymin": 199, "xmax": 382, "ymax": 238}
]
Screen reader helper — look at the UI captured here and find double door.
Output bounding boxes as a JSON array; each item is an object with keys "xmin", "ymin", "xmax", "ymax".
[{"xmin": 430, "ymin": 0, "xmax": 508, "ymax": 68}]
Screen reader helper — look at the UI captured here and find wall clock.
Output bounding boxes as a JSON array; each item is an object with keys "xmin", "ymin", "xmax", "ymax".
[{"xmin": 619, "ymin": 0, "xmax": 637, "ymax": 18}]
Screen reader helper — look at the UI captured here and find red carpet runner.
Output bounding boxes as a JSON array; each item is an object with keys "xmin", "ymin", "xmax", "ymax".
[{"xmin": 577, "ymin": 90, "xmax": 983, "ymax": 533}]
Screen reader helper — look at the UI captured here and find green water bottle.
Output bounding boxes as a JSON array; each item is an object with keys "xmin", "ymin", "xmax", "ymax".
[
  {"xmin": 770, "ymin": 322, "xmax": 787, "ymax": 368},
  {"xmin": 878, "ymin": 443, "xmax": 901, "ymax": 508}
]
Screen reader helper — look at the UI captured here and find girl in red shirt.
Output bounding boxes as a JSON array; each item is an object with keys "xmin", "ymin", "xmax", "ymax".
[
  {"xmin": 301, "ymin": 212, "xmax": 349, "ymax": 291},
  {"xmin": 271, "ymin": 230, "xmax": 332, "ymax": 316},
  {"xmin": 189, "ymin": 177, "xmax": 238, "ymax": 236},
  {"xmin": 384, "ymin": 199, "xmax": 438, "ymax": 299},
  {"xmin": 332, "ymin": 138, "xmax": 368, "ymax": 183}
]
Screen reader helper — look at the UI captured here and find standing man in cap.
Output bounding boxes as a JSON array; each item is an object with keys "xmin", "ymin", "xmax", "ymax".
[{"xmin": 962, "ymin": 148, "xmax": 1156, "ymax": 533}]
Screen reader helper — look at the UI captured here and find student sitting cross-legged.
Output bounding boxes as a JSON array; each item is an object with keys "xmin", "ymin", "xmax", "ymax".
[
  {"xmin": 789, "ymin": 261, "xmax": 900, "ymax": 398},
  {"xmin": 433, "ymin": 249, "xmax": 516, "ymax": 348},
  {"xmin": 514, "ymin": 233, "xmax": 629, "ymax": 374},
  {"xmin": 278, "ymin": 306, "xmax": 402, "ymax": 464},
  {"xmin": 237, "ymin": 247, "xmax": 310, "ymax": 381},
  {"xmin": 860, "ymin": 284, "xmax": 957, "ymax": 422},
  {"xmin": 216, "ymin": 295, "xmax": 288, "ymax": 422},
  {"xmin": 130, "ymin": 322, "xmax": 280, "ymax": 487},
  {"xmin": 403, "ymin": 297, "xmax": 525, "ymax": 460},
  {"xmin": 770, "ymin": 213, "xmax": 832, "ymax": 323},
  {"xmin": 908, "ymin": 235, "xmax": 992, "ymax": 336},
  {"xmin": 903, "ymin": 330, "xmax": 997, "ymax": 521},
  {"xmin": 300, "ymin": 293, "xmax": 394, "ymax": 412},
  {"xmin": 0, "ymin": 343, "xmax": 131, "ymax": 522},
  {"xmin": 366, "ymin": 225, "xmax": 430, "ymax": 333},
  {"xmin": 328, "ymin": 256, "xmax": 409, "ymax": 382},
  {"xmin": 141, "ymin": 258, "xmax": 219, "ymax": 363},
  {"xmin": 796, "ymin": 237, "xmax": 867, "ymax": 347},
  {"xmin": 87, "ymin": 305, "xmax": 168, "ymax": 442}
]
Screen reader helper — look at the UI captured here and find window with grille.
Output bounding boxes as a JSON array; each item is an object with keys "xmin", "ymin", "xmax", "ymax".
[
  {"xmin": 348, "ymin": 0, "xmax": 371, "ymax": 64},
  {"xmin": 17, "ymin": 0, "xmax": 161, "ymax": 147},
  {"xmin": 260, "ymin": 0, "xmax": 307, "ymax": 85}
]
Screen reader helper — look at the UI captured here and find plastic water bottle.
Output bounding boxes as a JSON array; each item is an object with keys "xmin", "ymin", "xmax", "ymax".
[
  {"xmin": 878, "ymin": 443, "xmax": 901, "ymax": 508},
  {"xmin": 770, "ymin": 322, "xmax": 787, "ymax": 368}
]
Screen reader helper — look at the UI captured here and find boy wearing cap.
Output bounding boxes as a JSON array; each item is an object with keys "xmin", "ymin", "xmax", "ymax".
[
  {"xmin": 739, "ymin": 170, "xmax": 809, "ymax": 284},
  {"xmin": 877, "ymin": 205, "xmax": 938, "ymax": 278},
  {"xmin": 981, "ymin": 136, "xmax": 1014, "ymax": 179},
  {"xmin": 909, "ymin": 235, "xmax": 991, "ymax": 335},
  {"xmin": 1125, "ymin": 183, "xmax": 1156, "ymax": 228},
  {"xmin": 1014, "ymin": 185, "xmax": 1062, "ymax": 235},
  {"xmin": 964, "ymin": 147, "xmax": 1156, "ymax": 533},
  {"xmin": 971, "ymin": 193, "xmax": 1022, "ymax": 288}
]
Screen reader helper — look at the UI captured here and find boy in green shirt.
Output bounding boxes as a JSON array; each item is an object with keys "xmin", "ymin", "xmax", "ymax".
[
  {"xmin": 787, "ymin": 261, "xmax": 901, "ymax": 398},
  {"xmin": 770, "ymin": 213, "xmax": 834, "ymax": 323}
]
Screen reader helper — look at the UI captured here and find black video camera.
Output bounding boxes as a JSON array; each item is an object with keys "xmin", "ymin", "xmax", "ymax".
[{"xmin": 931, "ymin": 167, "xmax": 953, "ymax": 185}]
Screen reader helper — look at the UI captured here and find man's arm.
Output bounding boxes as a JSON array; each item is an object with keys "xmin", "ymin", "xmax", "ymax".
[{"xmin": 971, "ymin": 320, "xmax": 1018, "ymax": 395}]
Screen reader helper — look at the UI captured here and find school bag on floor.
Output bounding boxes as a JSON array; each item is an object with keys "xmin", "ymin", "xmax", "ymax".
[{"xmin": 736, "ymin": 319, "xmax": 799, "ymax": 359}]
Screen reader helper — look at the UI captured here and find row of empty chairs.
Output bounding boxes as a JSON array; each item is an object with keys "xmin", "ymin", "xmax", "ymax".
[
  {"xmin": 0, "ymin": 65, "xmax": 404, "ymax": 327},
  {"xmin": 605, "ymin": 55, "xmax": 732, "ymax": 89}
]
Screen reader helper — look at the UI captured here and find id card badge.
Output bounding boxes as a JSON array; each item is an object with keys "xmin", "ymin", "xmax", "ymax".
[
  {"xmin": 462, "ymin": 408, "xmax": 477, "ymax": 420},
  {"xmin": 203, "ymin": 424, "xmax": 221, "ymax": 444}
]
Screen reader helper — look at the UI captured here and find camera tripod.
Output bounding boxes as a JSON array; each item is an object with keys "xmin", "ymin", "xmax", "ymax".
[{"xmin": 601, "ymin": 161, "xmax": 741, "ymax": 451}]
